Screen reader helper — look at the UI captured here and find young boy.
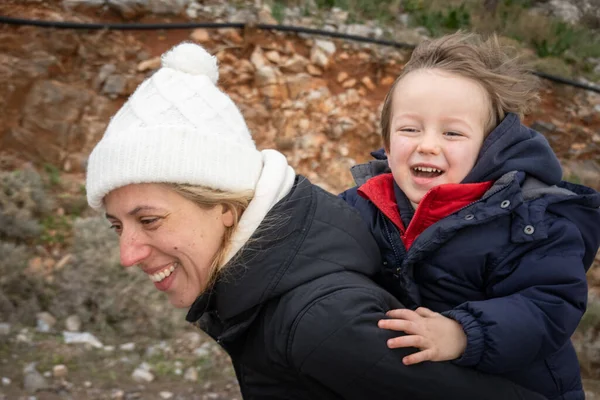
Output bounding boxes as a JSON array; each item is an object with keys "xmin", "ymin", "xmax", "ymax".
[{"xmin": 340, "ymin": 32, "xmax": 600, "ymax": 400}]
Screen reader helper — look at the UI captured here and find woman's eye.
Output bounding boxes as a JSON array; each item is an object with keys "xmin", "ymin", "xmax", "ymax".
[
  {"xmin": 140, "ymin": 217, "xmax": 159, "ymax": 226},
  {"xmin": 109, "ymin": 224, "xmax": 122, "ymax": 234}
]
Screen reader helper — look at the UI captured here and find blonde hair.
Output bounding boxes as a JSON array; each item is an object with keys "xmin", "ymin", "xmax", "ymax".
[
  {"xmin": 165, "ymin": 183, "xmax": 254, "ymax": 287},
  {"xmin": 381, "ymin": 31, "xmax": 540, "ymax": 149}
]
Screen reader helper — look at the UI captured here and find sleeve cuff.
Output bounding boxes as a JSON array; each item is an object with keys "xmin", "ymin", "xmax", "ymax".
[{"xmin": 443, "ymin": 309, "xmax": 484, "ymax": 368}]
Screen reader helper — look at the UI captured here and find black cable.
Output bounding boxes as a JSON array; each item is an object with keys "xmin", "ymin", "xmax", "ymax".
[{"xmin": 1, "ymin": 15, "xmax": 599, "ymax": 93}]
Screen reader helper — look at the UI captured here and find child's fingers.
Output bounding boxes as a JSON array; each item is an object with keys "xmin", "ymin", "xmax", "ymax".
[
  {"xmin": 403, "ymin": 348, "xmax": 435, "ymax": 365},
  {"xmin": 386, "ymin": 334, "xmax": 426, "ymax": 349},
  {"xmin": 378, "ymin": 318, "xmax": 417, "ymax": 334},
  {"xmin": 386, "ymin": 308, "xmax": 421, "ymax": 321},
  {"xmin": 414, "ymin": 307, "xmax": 436, "ymax": 318}
]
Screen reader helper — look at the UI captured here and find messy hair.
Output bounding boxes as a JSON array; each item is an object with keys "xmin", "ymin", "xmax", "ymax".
[
  {"xmin": 380, "ymin": 31, "xmax": 540, "ymax": 149},
  {"xmin": 166, "ymin": 183, "xmax": 254, "ymax": 287}
]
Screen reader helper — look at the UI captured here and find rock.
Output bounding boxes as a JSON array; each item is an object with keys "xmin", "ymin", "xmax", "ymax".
[
  {"xmin": 160, "ymin": 392, "xmax": 174, "ymax": 399},
  {"xmin": 23, "ymin": 363, "xmax": 49, "ymax": 393},
  {"xmin": 544, "ymin": 0, "xmax": 582, "ymax": 23},
  {"xmin": 16, "ymin": 329, "xmax": 33, "ymax": 344},
  {"xmin": 95, "ymin": 64, "xmax": 117, "ymax": 90},
  {"xmin": 180, "ymin": 331, "xmax": 203, "ymax": 349},
  {"xmin": 186, "ymin": 6, "xmax": 198, "ymax": 18},
  {"xmin": 394, "ymin": 28, "xmax": 428, "ymax": 46},
  {"xmin": 298, "ymin": 119, "xmax": 310, "ymax": 130},
  {"xmin": 563, "ymin": 160, "xmax": 600, "ymax": 190},
  {"xmin": 258, "ymin": 6, "xmax": 278, "ymax": 25},
  {"xmin": 194, "ymin": 347, "xmax": 210, "ymax": 358},
  {"xmin": 361, "ymin": 76, "xmax": 376, "ymax": 91},
  {"xmin": 380, "ymin": 76, "xmax": 396, "ymax": 86},
  {"xmin": 106, "ymin": 0, "xmax": 145, "ymax": 19},
  {"xmin": 147, "ymin": 0, "xmax": 189, "ymax": 15},
  {"xmin": 342, "ymin": 78, "xmax": 357, "ymax": 89},
  {"xmin": 120, "ymin": 342, "xmax": 136, "ymax": 351},
  {"xmin": 137, "ymin": 57, "xmax": 161, "ymax": 72},
  {"xmin": 55, "ymin": 254, "xmax": 74, "ymax": 271},
  {"xmin": 52, "ymin": 364, "xmax": 68, "ymax": 378},
  {"xmin": 1, "ymin": 377, "xmax": 10, "ymax": 386},
  {"xmin": 259, "ymin": 85, "xmax": 289, "ymax": 107},
  {"xmin": 265, "ymin": 51, "xmax": 282, "ymax": 65},
  {"xmin": 345, "ymin": 24, "xmax": 373, "ymax": 38},
  {"xmin": 281, "ymin": 54, "xmax": 309, "ymax": 73},
  {"xmin": 249, "ymin": 46, "xmax": 267, "ymax": 69},
  {"xmin": 63, "ymin": 0, "xmax": 105, "ymax": 8},
  {"xmin": 306, "ymin": 65, "xmax": 322, "ymax": 76},
  {"xmin": 184, "ymin": 367, "xmax": 198, "ymax": 382},
  {"xmin": 328, "ymin": 117, "xmax": 357, "ymax": 139},
  {"xmin": 36, "ymin": 312, "xmax": 57, "ymax": 333},
  {"xmin": 132, "ymin": 365, "xmax": 154, "ymax": 383},
  {"xmin": 0, "ymin": 323, "xmax": 9, "ymax": 336},
  {"xmin": 310, "ymin": 47, "xmax": 331, "ymax": 69},
  {"xmin": 63, "ymin": 331, "xmax": 103, "ymax": 348},
  {"xmin": 254, "ymin": 66, "xmax": 279, "ymax": 87},
  {"xmin": 64, "ymin": 315, "xmax": 81, "ymax": 332},
  {"xmin": 102, "ymin": 74, "xmax": 129, "ymax": 97},
  {"xmin": 286, "ymin": 74, "xmax": 326, "ymax": 99},
  {"xmin": 14, "ymin": 80, "xmax": 94, "ymax": 164},
  {"xmin": 314, "ymin": 39, "xmax": 336, "ymax": 56},
  {"xmin": 328, "ymin": 7, "xmax": 349, "ymax": 25},
  {"xmin": 218, "ymin": 28, "xmax": 243, "ymax": 44},
  {"xmin": 530, "ymin": 120, "xmax": 557, "ymax": 134},
  {"xmin": 337, "ymin": 72, "xmax": 349, "ymax": 83},
  {"xmin": 190, "ymin": 29, "xmax": 211, "ymax": 43},
  {"xmin": 107, "ymin": 0, "xmax": 188, "ymax": 18}
]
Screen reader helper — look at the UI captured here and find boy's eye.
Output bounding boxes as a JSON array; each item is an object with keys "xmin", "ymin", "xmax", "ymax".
[
  {"xmin": 399, "ymin": 128, "xmax": 419, "ymax": 133},
  {"xmin": 444, "ymin": 131, "xmax": 462, "ymax": 137},
  {"xmin": 109, "ymin": 224, "xmax": 122, "ymax": 234}
]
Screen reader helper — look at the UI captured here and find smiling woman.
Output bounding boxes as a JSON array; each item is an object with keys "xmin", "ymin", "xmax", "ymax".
[{"xmin": 84, "ymin": 41, "xmax": 545, "ymax": 400}]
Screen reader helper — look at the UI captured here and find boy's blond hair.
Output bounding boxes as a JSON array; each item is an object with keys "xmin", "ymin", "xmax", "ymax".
[{"xmin": 381, "ymin": 32, "xmax": 540, "ymax": 150}]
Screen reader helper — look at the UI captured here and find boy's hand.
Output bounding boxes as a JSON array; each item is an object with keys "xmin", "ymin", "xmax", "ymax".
[{"xmin": 378, "ymin": 307, "xmax": 467, "ymax": 365}]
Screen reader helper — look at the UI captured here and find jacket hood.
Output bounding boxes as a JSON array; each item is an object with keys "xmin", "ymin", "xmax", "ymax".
[
  {"xmin": 186, "ymin": 176, "xmax": 381, "ymax": 328},
  {"xmin": 548, "ymin": 181, "xmax": 600, "ymax": 271},
  {"xmin": 462, "ymin": 113, "xmax": 563, "ymax": 185}
]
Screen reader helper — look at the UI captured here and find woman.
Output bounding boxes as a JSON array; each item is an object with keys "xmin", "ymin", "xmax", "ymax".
[{"xmin": 86, "ymin": 42, "xmax": 545, "ymax": 400}]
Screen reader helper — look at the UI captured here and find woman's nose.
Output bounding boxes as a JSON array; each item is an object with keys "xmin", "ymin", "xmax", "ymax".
[{"xmin": 119, "ymin": 228, "xmax": 151, "ymax": 267}]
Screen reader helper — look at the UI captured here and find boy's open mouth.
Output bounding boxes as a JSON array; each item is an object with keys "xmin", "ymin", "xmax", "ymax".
[{"xmin": 412, "ymin": 166, "xmax": 444, "ymax": 178}]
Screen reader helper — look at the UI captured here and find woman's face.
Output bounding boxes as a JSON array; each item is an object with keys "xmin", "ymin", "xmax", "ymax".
[{"xmin": 104, "ymin": 183, "xmax": 234, "ymax": 308}]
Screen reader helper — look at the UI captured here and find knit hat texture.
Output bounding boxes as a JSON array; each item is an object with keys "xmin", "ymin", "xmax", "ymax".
[{"xmin": 86, "ymin": 42, "xmax": 263, "ymax": 210}]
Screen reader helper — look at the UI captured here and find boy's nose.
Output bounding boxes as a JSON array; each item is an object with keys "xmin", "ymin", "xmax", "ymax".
[
  {"xmin": 417, "ymin": 132, "xmax": 441, "ymax": 155},
  {"xmin": 119, "ymin": 229, "xmax": 151, "ymax": 267}
]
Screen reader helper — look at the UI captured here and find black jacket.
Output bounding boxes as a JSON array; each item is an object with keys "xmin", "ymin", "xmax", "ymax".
[{"xmin": 186, "ymin": 176, "xmax": 545, "ymax": 400}]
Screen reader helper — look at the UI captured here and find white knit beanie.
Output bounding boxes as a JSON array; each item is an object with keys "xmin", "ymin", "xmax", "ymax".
[{"xmin": 86, "ymin": 42, "xmax": 263, "ymax": 210}]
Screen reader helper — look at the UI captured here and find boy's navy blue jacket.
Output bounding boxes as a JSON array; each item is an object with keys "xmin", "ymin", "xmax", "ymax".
[{"xmin": 340, "ymin": 113, "xmax": 600, "ymax": 400}]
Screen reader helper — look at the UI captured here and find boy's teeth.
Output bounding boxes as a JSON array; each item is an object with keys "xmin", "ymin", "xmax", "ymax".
[
  {"xmin": 150, "ymin": 263, "xmax": 178, "ymax": 283},
  {"xmin": 414, "ymin": 166, "xmax": 442, "ymax": 173}
]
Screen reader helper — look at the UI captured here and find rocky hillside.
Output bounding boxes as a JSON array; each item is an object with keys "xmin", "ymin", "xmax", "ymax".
[{"xmin": 1, "ymin": 1, "xmax": 599, "ymax": 399}]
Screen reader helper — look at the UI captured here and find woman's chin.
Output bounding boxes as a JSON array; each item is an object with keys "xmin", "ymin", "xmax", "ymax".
[{"xmin": 167, "ymin": 293, "xmax": 197, "ymax": 309}]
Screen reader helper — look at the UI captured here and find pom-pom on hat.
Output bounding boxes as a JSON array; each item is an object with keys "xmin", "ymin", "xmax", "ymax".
[{"xmin": 86, "ymin": 42, "xmax": 263, "ymax": 210}]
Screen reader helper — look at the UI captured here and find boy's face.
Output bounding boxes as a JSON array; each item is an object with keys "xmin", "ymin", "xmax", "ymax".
[{"xmin": 386, "ymin": 68, "xmax": 490, "ymax": 208}]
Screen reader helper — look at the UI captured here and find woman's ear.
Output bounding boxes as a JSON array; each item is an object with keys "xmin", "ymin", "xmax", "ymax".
[{"xmin": 221, "ymin": 206, "xmax": 235, "ymax": 228}]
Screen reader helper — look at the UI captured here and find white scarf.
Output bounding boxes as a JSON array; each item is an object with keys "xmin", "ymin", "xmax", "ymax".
[{"xmin": 222, "ymin": 149, "xmax": 296, "ymax": 266}]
